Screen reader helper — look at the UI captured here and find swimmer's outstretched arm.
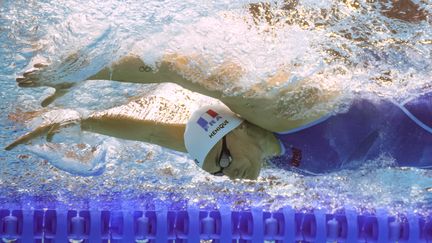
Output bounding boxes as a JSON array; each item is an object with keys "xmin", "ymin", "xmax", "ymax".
[
  {"xmin": 6, "ymin": 85, "xmax": 195, "ymax": 152},
  {"xmin": 5, "ymin": 114, "xmax": 187, "ymax": 152},
  {"xmin": 89, "ymin": 54, "xmax": 339, "ymax": 132}
]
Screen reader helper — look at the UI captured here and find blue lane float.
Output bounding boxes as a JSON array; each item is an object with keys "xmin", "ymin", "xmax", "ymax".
[{"xmin": 1, "ymin": 206, "xmax": 432, "ymax": 242}]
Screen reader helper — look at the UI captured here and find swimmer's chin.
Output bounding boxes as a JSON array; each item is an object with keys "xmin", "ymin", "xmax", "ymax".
[
  {"xmin": 243, "ymin": 174, "xmax": 259, "ymax": 180},
  {"xmin": 229, "ymin": 174, "xmax": 259, "ymax": 181},
  {"xmin": 245, "ymin": 171, "xmax": 260, "ymax": 180},
  {"xmin": 231, "ymin": 168, "xmax": 260, "ymax": 180}
]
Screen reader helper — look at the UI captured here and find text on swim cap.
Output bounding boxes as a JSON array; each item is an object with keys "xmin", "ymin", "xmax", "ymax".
[
  {"xmin": 197, "ymin": 109, "xmax": 223, "ymax": 132},
  {"xmin": 208, "ymin": 120, "xmax": 229, "ymax": 139}
]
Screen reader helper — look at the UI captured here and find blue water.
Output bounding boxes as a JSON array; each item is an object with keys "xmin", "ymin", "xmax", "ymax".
[{"xmin": 0, "ymin": 0, "xmax": 432, "ymax": 215}]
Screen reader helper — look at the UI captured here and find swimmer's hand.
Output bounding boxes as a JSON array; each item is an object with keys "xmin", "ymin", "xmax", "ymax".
[
  {"xmin": 16, "ymin": 63, "xmax": 50, "ymax": 88},
  {"xmin": 16, "ymin": 62, "xmax": 76, "ymax": 107},
  {"xmin": 5, "ymin": 121, "xmax": 78, "ymax": 151},
  {"xmin": 16, "ymin": 51, "xmax": 88, "ymax": 88}
]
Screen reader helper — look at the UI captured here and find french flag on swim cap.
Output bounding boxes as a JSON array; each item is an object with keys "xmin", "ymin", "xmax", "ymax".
[{"xmin": 197, "ymin": 109, "xmax": 222, "ymax": 132}]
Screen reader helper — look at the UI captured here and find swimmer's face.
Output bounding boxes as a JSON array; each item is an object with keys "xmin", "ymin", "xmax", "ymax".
[{"xmin": 202, "ymin": 121, "xmax": 279, "ymax": 180}]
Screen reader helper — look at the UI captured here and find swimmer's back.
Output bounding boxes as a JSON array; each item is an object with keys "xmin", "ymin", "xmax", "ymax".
[{"xmin": 270, "ymin": 94, "xmax": 432, "ymax": 174}]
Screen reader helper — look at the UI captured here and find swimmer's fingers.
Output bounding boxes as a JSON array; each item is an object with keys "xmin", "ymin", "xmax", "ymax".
[
  {"xmin": 16, "ymin": 75, "xmax": 37, "ymax": 87},
  {"xmin": 5, "ymin": 123, "xmax": 58, "ymax": 151},
  {"xmin": 33, "ymin": 63, "xmax": 48, "ymax": 69},
  {"xmin": 16, "ymin": 69, "xmax": 40, "ymax": 87},
  {"xmin": 46, "ymin": 123, "xmax": 61, "ymax": 142},
  {"xmin": 45, "ymin": 121, "xmax": 78, "ymax": 142},
  {"xmin": 5, "ymin": 119, "xmax": 82, "ymax": 150},
  {"xmin": 16, "ymin": 63, "xmax": 49, "ymax": 87}
]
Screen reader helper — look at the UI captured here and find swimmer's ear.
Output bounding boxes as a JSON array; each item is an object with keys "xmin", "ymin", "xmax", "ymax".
[{"xmin": 41, "ymin": 83, "xmax": 75, "ymax": 107}]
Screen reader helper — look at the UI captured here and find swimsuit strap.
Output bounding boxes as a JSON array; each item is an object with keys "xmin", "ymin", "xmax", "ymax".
[{"xmin": 393, "ymin": 101, "xmax": 432, "ymax": 134}]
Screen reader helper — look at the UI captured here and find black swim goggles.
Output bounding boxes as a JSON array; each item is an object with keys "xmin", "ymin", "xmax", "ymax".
[{"xmin": 212, "ymin": 136, "xmax": 232, "ymax": 176}]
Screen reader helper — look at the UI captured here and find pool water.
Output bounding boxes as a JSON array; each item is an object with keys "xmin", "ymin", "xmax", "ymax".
[{"xmin": 0, "ymin": 0, "xmax": 431, "ymax": 215}]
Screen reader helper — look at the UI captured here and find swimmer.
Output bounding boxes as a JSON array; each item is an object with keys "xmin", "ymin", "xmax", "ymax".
[{"xmin": 9, "ymin": 52, "xmax": 432, "ymax": 180}]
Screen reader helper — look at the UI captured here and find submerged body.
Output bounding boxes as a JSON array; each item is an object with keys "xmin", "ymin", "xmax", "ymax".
[
  {"xmin": 10, "ymin": 51, "xmax": 432, "ymax": 179},
  {"xmin": 271, "ymin": 93, "xmax": 432, "ymax": 175}
]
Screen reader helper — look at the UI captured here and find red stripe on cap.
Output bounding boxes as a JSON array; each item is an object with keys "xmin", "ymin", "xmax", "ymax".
[{"xmin": 206, "ymin": 109, "xmax": 219, "ymax": 118}]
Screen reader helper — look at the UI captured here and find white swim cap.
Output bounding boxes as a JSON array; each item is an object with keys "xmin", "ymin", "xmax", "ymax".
[{"xmin": 184, "ymin": 104, "xmax": 244, "ymax": 167}]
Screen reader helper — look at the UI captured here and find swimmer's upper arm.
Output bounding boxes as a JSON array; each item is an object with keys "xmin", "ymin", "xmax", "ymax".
[
  {"xmin": 88, "ymin": 53, "xmax": 339, "ymax": 133},
  {"xmin": 166, "ymin": 57, "xmax": 339, "ymax": 132},
  {"xmin": 220, "ymin": 75, "xmax": 340, "ymax": 133},
  {"xmin": 221, "ymin": 95, "xmax": 307, "ymax": 133}
]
